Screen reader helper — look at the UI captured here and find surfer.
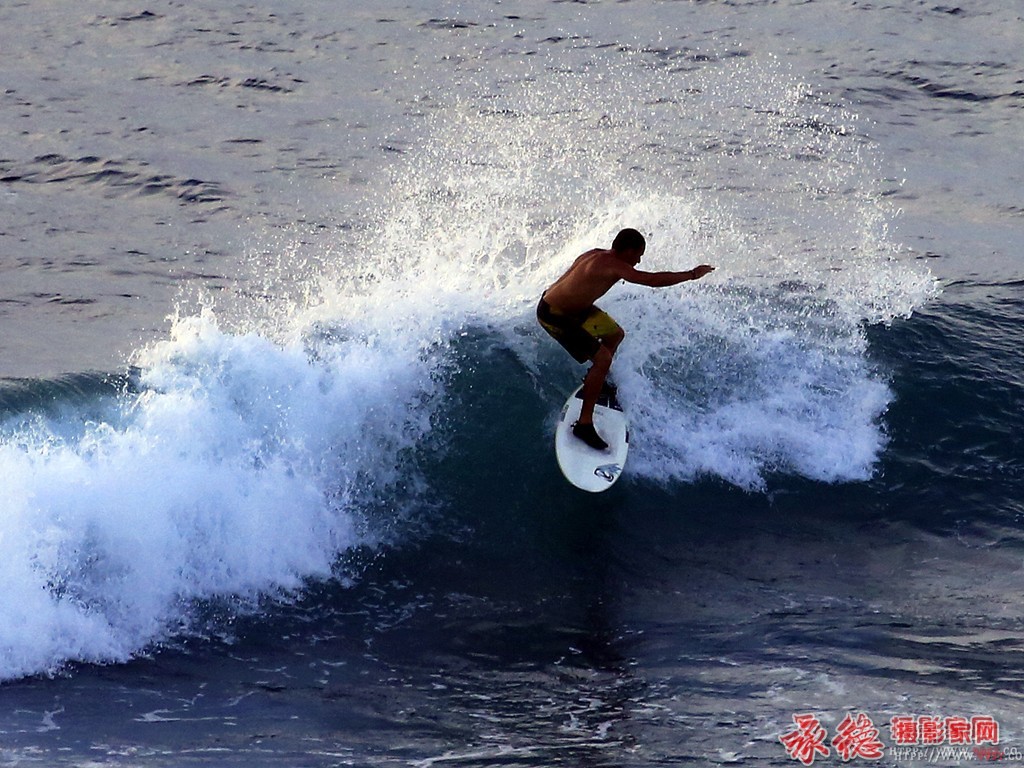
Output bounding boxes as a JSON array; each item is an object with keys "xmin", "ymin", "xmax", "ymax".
[{"xmin": 537, "ymin": 228, "xmax": 714, "ymax": 450}]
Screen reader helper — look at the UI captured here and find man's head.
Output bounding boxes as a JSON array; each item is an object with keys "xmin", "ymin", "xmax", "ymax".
[{"xmin": 611, "ymin": 228, "xmax": 646, "ymax": 265}]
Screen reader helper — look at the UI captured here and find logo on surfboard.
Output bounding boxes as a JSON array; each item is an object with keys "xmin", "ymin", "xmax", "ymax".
[{"xmin": 594, "ymin": 463, "xmax": 622, "ymax": 482}]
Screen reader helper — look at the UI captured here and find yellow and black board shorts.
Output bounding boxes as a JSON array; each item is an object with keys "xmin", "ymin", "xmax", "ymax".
[{"xmin": 537, "ymin": 296, "xmax": 621, "ymax": 364}]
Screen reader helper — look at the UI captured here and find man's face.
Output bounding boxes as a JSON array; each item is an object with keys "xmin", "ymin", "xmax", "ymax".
[{"xmin": 627, "ymin": 247, "xmax": 645, "ymax": 266}]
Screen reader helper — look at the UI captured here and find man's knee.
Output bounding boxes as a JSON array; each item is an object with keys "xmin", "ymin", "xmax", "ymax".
[{"xmin": 601, "ymin": 329, "xmax": 624, "ymax": 356}]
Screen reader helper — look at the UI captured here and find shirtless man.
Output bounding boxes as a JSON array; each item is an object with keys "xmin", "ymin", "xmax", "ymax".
[{"xmin": 537, "ymin": 228, "xmax": 714, "ymax": 450}]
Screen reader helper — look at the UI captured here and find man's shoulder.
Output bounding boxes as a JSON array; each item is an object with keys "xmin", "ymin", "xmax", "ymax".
[
  {"xmin": 571, "ymin": 249, "xmax": 624, "ymax": 281},
  {"xmin": 578, "ymin": 248, "xmax": 617, "ymax": 266},
  {"xmin": 589, "ymin": 249, "xmax": 630, "ymax": 275}
]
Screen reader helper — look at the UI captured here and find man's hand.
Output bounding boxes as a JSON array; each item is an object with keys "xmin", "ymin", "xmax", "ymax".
[{"xmin": 690, "ymin": 264, "xmax": 715, "ymax": 280}]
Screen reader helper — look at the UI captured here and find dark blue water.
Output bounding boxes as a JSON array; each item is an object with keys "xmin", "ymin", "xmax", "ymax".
[{"xmin": 2, "ymin": 1, "xmax": 1022, "ymax": 765}]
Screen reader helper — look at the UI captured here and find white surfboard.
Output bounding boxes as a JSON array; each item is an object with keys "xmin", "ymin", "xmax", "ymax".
[{"xmin": 554, "ymin": 382, "xmax": 629, "ymax": 492}]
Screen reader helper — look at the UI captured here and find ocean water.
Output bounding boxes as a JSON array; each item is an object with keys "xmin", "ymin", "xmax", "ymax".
[{"xmin": 0, "ymin": 1, "xmax": 1021, "ymax": 765}]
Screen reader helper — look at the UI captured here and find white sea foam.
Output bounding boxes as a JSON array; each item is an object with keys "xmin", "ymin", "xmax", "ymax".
[{"xmin": 0, "ymin": 309, "xmax": 443, "ymax": 680}]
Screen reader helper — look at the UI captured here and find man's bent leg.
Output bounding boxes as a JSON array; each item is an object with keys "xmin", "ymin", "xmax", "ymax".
[
  {"xmin": 572, "ymin": 343, "xmax": 616, "ymax": 451},
  {"xmin": 580, "ymin": 328, "xmax": 624, "ymax": 425},
  {"xmin": 579, "ymin": 345, "xmax": 613, "ymax": 426}
]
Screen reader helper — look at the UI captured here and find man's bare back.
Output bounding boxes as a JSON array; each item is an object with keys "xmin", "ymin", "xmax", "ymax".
[{"xmin": 543, "ymin": 249, "xmax": 625, "ymax": 314}]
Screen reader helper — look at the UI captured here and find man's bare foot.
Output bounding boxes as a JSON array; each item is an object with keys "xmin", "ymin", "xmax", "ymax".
[{"xmin": 572, "ymin": 421, "xmax": 608, "ymax": 451}]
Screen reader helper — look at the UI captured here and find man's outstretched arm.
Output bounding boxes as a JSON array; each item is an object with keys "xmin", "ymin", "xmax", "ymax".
[{"xmin": 618, "ymin": 263, "xmax": 715, "ymax": 288}]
